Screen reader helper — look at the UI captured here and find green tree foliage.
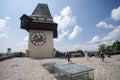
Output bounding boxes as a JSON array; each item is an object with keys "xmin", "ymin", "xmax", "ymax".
[
  {"xmin": 0, "ymin": 53, "xmax": 2, "ymax": 57},
  {"xmin": 74, "ymin": 50, "xmax": 84, "ymax": 57},
  {"xmin": 112, "ymin": 41, "xmax": 120, "ymax": 52},
  {"xmin": 106, "ymin": 46, "xmax": 113, "ymax": 52},
  {"xmin": 98, "ymin": 44, "xmax": 106, "ymax": 52},
  {"xmin": 55, "ymin": 50, "xmax": 64, "ymax": 57},
  {"xmin": 11, "ymin": 52, "xmax": 26, "ymax": 57},
  {"xmin": 98, "ymin": 41, "xmax": 120, "ymax": 55},
  {"xmin": 76, "ymin": 50, "xmax": 83, "ymax": 54}
]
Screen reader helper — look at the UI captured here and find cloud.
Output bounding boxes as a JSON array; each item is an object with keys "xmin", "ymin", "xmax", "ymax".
[
  {"xmin": 58, "ymin": 43, "xmax": 80, "ymax": 52},
  {"xmin": 54, "ymin": 6, "xmax": 83, "ymax": 41},
  {"xmin": 53, "ymin": 6, "xmax": 77, "ymax": 30},
  {"xmin": 89, "ymin": 26, "xmax": 120, "ymax": 45},
  {"xmin": 96, "ymin": 21, "xmax": 114, "ymax": 29},
  {"xmin": 94, "ymin": 6, "xmax": 120, "ymax": 45},
  {"xmin": 79, "ymin": 43, "xmax": 99, "ymax": 51},
  {"xmin": 54, "ymin": 30, "xmax": 69, "ymax": 42},
  {"xmin": 60, "ymin": 6, "xmax": 72, "ymax": 16},
  {"xmin": 90, "ymin": 36, "xmax": 100, "ymax": 43},
  {"xmin": 69, "ymin": 25, "xmax": 83, "ymax": 40},
  {"xmin": 5, "ymin": 17, "xmax": 11, "ymax": 20},
  {"xmin": 59, "ymin": 43, "xmax": 99, "ymax": 52},
  {"xmin": 0, "ymin": 19, "xmax": 7, "ymax": 30},
  {"xmin": 111, "ymin": 6, "xmax": 120, "ymax": 21},
  {"xmin": 102, "ymin": 26, "xmax": 120, "ymax": 42},
  {"xmin": 0, "ymin": 17, "xmax": 11, "ymax": 31},
  {"xmin": 23, "ymin": 36, "xmax": 29, "ymax": 44},
  {"xmin": 0, "ymin": 33, "xmax": 8, "ymax": 38},
  {"xmin": 12, "ymin": 36, "xmax": 28, "ymax": 52},
  {"xmin": 19, "ymin": 36, "xmax": 28, "ymax": 45}
]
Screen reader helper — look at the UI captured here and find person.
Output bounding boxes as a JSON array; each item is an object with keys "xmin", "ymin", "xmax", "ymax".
[
  {"xmin": 7, "ymin": 48, "xmax": 11, "ymax": 56},
  {"xmin": 100, "ymin": 51, "xmax": 105, "ymax": 62},
  {"xmin": 85, "ymin": 51, "xmax": 89, "ymax": 61},
  {"xmin": 64, "ymin": 52, "xmax": 67, "ymax": 59},
  {"xmin": 66, "ymin": 52, "xmax": 72, "ymax": 63}
]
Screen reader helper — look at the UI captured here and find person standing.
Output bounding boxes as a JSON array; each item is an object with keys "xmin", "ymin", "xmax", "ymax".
[
  {"xmin": 7, "ymin": 48, "xmax": 11, "ymax": 56},
  {"xmin": 85, "ymin": 51, "xmax": 89, "ymax": 61},
  {"xmin": 100, "ymin": 51, "xmax": 105, "ymax": 62}
]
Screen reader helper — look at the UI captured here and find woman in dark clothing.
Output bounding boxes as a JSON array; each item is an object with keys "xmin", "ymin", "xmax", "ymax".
[
  {"xmin": 67, "ymin": 52, "xmax": 72, "ymax": 63},
  {"xmin": 100, "ymin": 51, "xmax": 105, "ymax": 62}
]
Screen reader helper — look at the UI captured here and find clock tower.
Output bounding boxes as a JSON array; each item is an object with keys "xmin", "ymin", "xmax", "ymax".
[{"xmin": 20, "ymin": 3, "xmax": 58, "ymax": 57}]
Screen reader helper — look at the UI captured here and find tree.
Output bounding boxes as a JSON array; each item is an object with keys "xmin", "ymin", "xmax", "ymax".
[
  {"xmin": 55, "ymin": 50, "xmax": 64, "ymax": 57},
  {"xmin": 0, "ymin": 53, "xmax": 2, "ymax": 57},
  {"xmin": 98, "ymin": 44, "xmax": 106, "ymax": 52},
  {"xmin": 112, "ymin": 41, "xmax": 120, "ymax": 52},
  {"xmin": 75, "ymin": 50, "xmax": 84, "ymax": 57},
  {"xmin": 106, "ymin": 45, "xmax": 113, "ymax": 52},
  {"xmin": 11, "ymin": 52, "xmax": 26, "ymax": 57},
  {"xmin": 76, "ymin": 50, "xmax": 83, "ymax": 54}
]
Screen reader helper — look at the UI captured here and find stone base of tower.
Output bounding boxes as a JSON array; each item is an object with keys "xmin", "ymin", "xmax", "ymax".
[
  {"xmin": 28, "ymin": 30, "xmax": 55, "ymax": 58},
  {"xmin": 28, "ymin": 51, "xmax": 54, "ymax": 58}
]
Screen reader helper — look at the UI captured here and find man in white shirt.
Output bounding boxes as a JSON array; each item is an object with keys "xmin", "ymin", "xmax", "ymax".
[{"xmin": 85, "ymin": 51, "xmax": 89, "ymax": 61}]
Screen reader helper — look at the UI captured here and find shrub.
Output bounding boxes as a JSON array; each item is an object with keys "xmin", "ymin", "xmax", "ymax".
[
  {"xmin": 88, "ymin": 53, "xmax": 95, "ymax": 57},
  {"xmin": 74, "ymin": 53, "xmax": 84, "ymax": 57},
  {"xmin": 0, "ymin": 53, "xmax": 2, "ymax": 57},
  {"xmin": 11, "ymin": 52, "xmax": 26, "ymax": 57},
  {"xmin": 109, "ymin": 51, "xmax": 120, "ymax": 55},
  {"xmin": 55, "ymin": 51, "xmax": 64, "ymax": 57}
]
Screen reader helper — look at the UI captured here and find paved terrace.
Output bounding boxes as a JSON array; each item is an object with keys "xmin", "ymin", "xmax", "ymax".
[{"xmin": 0, "ymin": 55, "xmax": 120, "ymax": 80}]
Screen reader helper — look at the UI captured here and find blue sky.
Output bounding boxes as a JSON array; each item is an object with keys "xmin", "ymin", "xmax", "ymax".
[{"xmin": 0, "ymin": 0, "xmax": 120, "ymax": 53}]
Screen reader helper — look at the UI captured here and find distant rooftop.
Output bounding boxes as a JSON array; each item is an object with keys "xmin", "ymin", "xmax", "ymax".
[{"xmin": 32, "ymin": 3, "xmax": 52, "ymax": 17}]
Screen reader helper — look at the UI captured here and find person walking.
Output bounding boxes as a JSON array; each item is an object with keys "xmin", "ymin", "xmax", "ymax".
[
  {"xmin": 67, "ymin": 52, "xmax": 72, "ymax": 63},
  {"xmin": 100, "ymin": 51, "xmax": 105, "ymax": 62}
]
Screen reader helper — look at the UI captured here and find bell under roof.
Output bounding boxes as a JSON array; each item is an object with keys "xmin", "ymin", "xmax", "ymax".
[{"xmin": 32, "ymin": 3, "xmax": 52, "ymax": 17}]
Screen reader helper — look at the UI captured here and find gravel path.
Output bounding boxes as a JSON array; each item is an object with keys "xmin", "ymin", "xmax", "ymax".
[{"xmin": 0, "ymin": 55, "xmax": 120, "ymax": 80}]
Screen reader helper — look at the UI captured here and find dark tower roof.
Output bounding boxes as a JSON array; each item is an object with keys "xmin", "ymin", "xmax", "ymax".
[
  {"xmin": 32, "ymin": 3, "xmax": 52, "ymax": 17},
  {"xmin": 20, "ymin": 3, "xmax": 58, "ymax": 38}
]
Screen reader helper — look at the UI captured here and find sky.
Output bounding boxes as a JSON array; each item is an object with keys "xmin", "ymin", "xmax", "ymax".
[{"xmin": 0, "ymin": 0, "xmax": 120, "ymax": 53}]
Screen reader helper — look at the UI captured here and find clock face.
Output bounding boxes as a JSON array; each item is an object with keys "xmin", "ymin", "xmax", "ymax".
[{"xmin": 30, "ymin": 32, "xmax": 46, "ymax": 46}]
